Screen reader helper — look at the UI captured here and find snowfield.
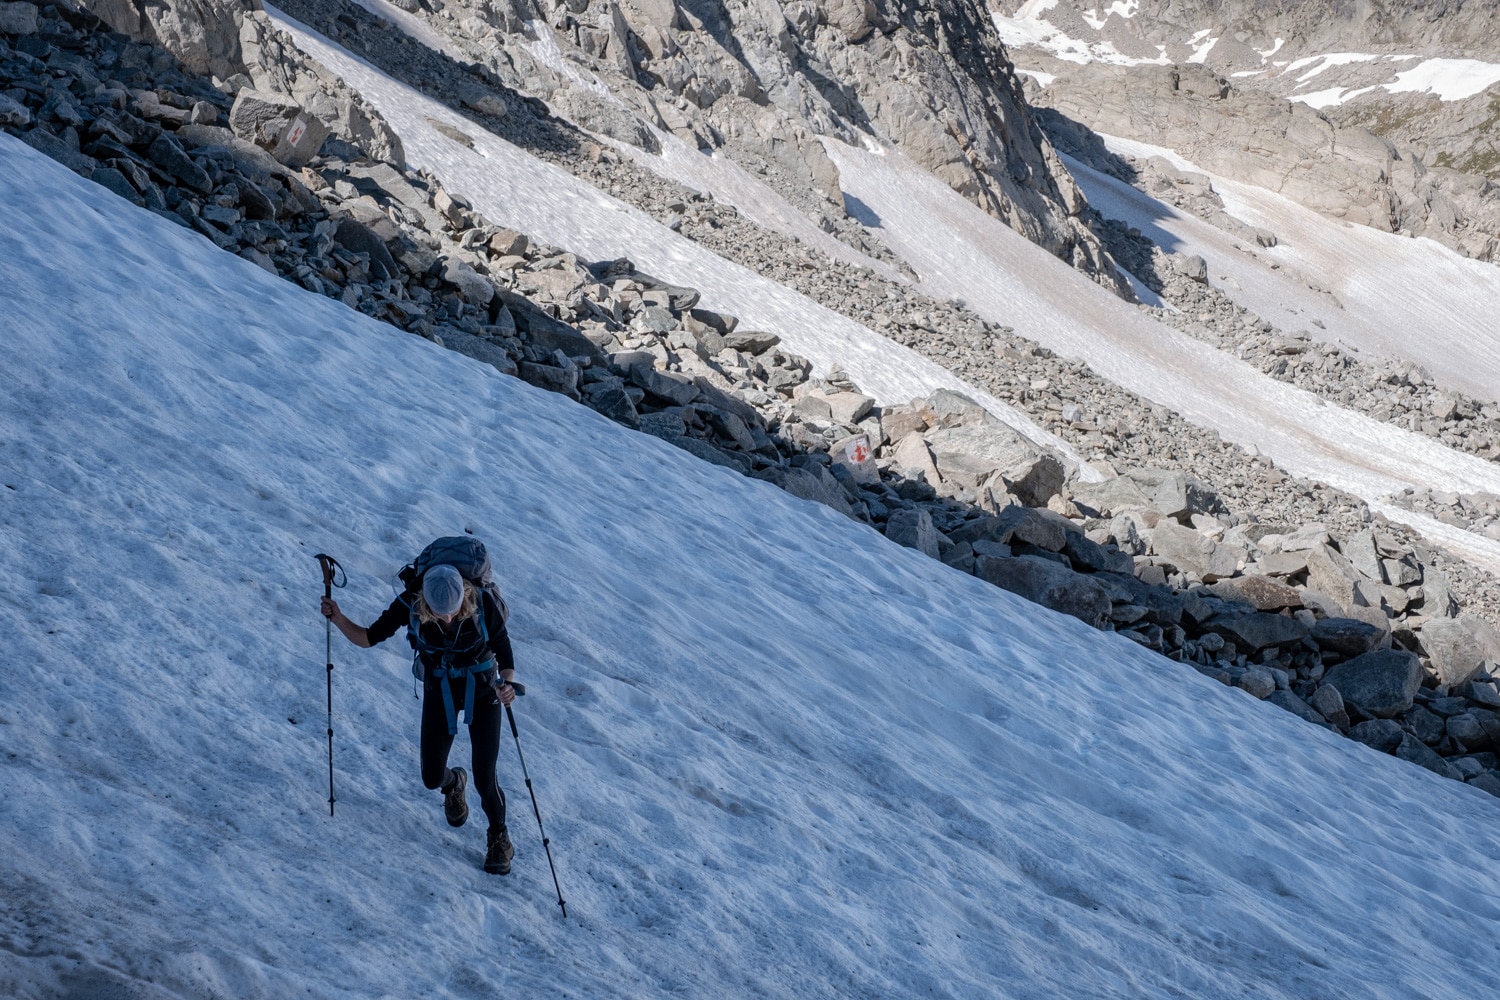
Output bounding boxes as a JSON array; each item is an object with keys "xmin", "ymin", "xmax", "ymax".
[{"xmin": 4, "ymin": 128, "xmax": 1500, "ymax": 1000}]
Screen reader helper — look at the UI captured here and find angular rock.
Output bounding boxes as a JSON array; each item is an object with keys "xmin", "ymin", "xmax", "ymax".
[
  {"xmin": 1209, "ymin": 574, "xmax": 1301, "ymax": 611},
  {"xmin": 442, "ymin": 257, "xmax": 495, "ymax": 307},
  {"xmin": 991, "ymin": 505, "xmax": 1069, "ymax": 551},
  {"xmin": 1418, "ymin": 618, "xmax": 1485, "ymax": 688},
  {"xmin": 676, "ymin": 436, "xmax": 752, "ymax": 473},
  {"xmin": 630, "ymin": 366, "xmax": 700, "ymax": 406},
  {"xmin": 754, "ymin": 465, "xmax": 854, "ymax": 517},
  {"xmin": 1468, "ymin": 772, "xmax": 1500, "ymax": 798},
  {"xmin": 1343, "ymin": 529, "xmax": 1385, "ymax": 582},
  {"xmin": 830, "ymin": 433, "xmax": 879, "ymax": 486},
  {"xmin": 271, "ymin": 112, "xmax": 329, "ymax": 168},
  {"xmin": 1060, "ymin": 530, "xmax": 1116, "ymax": 573},
  {"xmin": 925, "ymin": 419, "xmax": 1063, "ymax": 506},
  {"xmin": 1149, "ymin": 520, "xmax": 1242, "ymax": 581},
  {"xmin": 518, "ymin": 361, "xmax": 580, "ymax": 399},
  {"xmin": 1309, "ymin": 617, "xmax": 1385, "ymax": 657},
  {"xmin": 229, "ymin": 89, "xmax": 302, "ymax": 144},
  {"xmin": 1395, "ymin": 733, "xmax": 1463, "ymax": 780},
  {"xmin": 1305, "ymin": 544, "xmax": 1368, "ymax": 613},
  {"xmin": 90, "ymin": 167, "xmax": 140, "ymax": 203},
  {"xmin": 1309, "ymin": 684, "xmax": 1350, "ymax": 731},
  {"xmin": 1416, "ymin": 567, "xmax": 1458, "ymax": 618},
  {"xmin": 722, "ymin": 330, "xmax": 780, "ymax": 355},
  {"xmin": 1322, "ymin": 649, "xmax": 1422, "ymax": 719},
  {"xmin": 21, "ymin": 127, "xmax": 95, "ymax": 176},
  {"xmin": 1258, "ymin": 549, "xmax": 1311, "ymax": 577},
  {"xmin": 1203, "ymin": 612, "xmax": 1310, "ymax": 651},
  {"xmin": 585, "ymin": 384, "xmax": 640, "ymax": 428},
  {"xmin": 332, "ymin": 218, "xmax": 398, "ymax": 280},
  {"xmin": 1237, "ymin": 667, "xmax": 1277, "ymax": 699},
  {"xmin": 444, "ymin": 332, "xmax": 517, "ymax": 377},
  {"xmin": 1445, "ymin": 712, "xmax": 1491, "ymax": 751},
  {"xmin": 825, "ymin": 390, "xmax": 875, "ymax": 426},
  {"xmin": 1267, "ymin": 689, "xmax": 1325, "ymax": 724},
  {"xmin": 1349, "ymin": 718, "xmax": 1405, "ymax": 753},
  {"xmin": 0, "ymin": 2, "xmax": 39, "ymax": 34},
  {"xmin": 1092, "ymin": 571, "xmax": 1185, "ymax": 626},
  {"xmin": 891, "ymin": 433, "xmax": 942, "ymax": 486},
  {"xmin": 1074, "ymin": 468, "xmax": 1216, "ymax": 519},
  {"xmin": 885, "ymin": 508, "xmax": 940, "ymax": 559},
  {"xmin": 0, "ymin": 92, "xmax": 30, "ymax": 127},
  {"xmin": 974, "ymin": 555, "xmax": 1111, "ymax": 629}
]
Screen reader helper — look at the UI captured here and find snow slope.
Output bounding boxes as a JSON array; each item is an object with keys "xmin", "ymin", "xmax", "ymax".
[
  {"xmin": 5, "ymin": 131, "xmax": 1500, "ymax": 999},
  {"xmin": 819, "ymin": 137, "xmax": 1500, "ymax": 575},
  {"xmin": 1069, "ymin": 136, "xmax": 1500, "ymax": 406}
]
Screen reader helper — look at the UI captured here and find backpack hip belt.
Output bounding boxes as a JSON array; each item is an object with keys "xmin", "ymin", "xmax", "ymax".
[{"xmin": 434, "ymin": 657, "xmax": 496, "ymax": 735}]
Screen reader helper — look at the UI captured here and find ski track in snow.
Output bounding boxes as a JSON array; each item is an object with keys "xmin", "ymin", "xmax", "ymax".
[{"xmin": 5, "ymin": 133, "xmax": 1500, "ymax": 1000}]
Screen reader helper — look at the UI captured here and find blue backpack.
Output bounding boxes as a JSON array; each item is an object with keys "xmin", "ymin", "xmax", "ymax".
[{"xmin": 398, "ymin": 536, "xmax": 510, "ymax": 733}]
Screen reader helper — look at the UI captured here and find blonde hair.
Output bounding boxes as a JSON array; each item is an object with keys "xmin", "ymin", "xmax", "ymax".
[{"xmin": 414, "ymin": 580, "xmax": 479, "ymax": 624}]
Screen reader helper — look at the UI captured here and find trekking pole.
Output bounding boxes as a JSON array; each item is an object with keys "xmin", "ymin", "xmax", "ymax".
[
  {"xmin": 315, "ymin": 553, "xmax": 346, "ymax": 816},
  {"xmin": 504, "ymin": 691, "xmax": 567, "ymax": 917}
]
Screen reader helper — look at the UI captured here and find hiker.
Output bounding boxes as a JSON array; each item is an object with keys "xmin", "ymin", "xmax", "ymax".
[{"xmin": 321, "ymin": 556, "xmax": 518, "ymax": 875}]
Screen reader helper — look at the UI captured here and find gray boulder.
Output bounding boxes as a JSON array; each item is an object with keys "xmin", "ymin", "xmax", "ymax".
[
  {"xmin": 0, "ymin": 2, "xmax": 38, "ymax": 34},
  {"xmin": 754, "ymin": 465, "xmax": 855, "ymax": 518},
  {"xmin": 1267, "ymin": 689, "xmax": 1325, "ymax": 724},
  {"xmin": 0, "ymin": 92, "xmax": 30, "ymax": 127},
  {"xmin": 1149, "ymin": 520, "xmax": 1242, "ymax": 581},
  {"xmin": 1074, "ymin": 468, "xmax": 1217, "ymax": 519},
  {"xmin": 1305, "ymin": 544, "xmax": 1370, "ymax": 614},
  {"xmin": 332, "ymin": 218, "xmax": 398, "ymax": 280},
  {"xmin": 1237, "ymin": 667, "xmax": 1277, "ymax": 699},
  {"xmin": 885, "ymin": 508, "xmax": 941, "ymax": 559},
  {"xmin": 1418, "ymin": 618, "xmax": 1485, "ymax": 688},
  {"xmin": 1208, "ymin": 574, "xmax": 1300, "ymax": 611},
  {"xmin": 1416, "ymin": 567, "xmax": 1459, "ymax": 618},
  {"xmin": 1309, "ymin": 684, "xmax": 1350, "ymax": 731},
  {"xmin": 270, "ymin": 111, "xmax": 329, "ymax": 168},
  {"xmin": 1349, "ymin": 718, "xmax": 1405, "ymax": 753},
  {"xmin": 1310, "ymin": 617, "xmax": 1388, "ymax": 657},
  {"xmin": 1203, "ymin": 612, "xmax": 1310, "ymax": 651},
  {"xmin": 975, "ymin": 555, "xmax": 1112, "ymax": 629},
  {"xmin": 1322, "ymin": 649, "xmax": 1423, "ymax": 719},
  {"xmin": 1395, "ymin": 734, "xmax": 1463, "ymax": 780},
  {"xmin": 229, "ymin": 88, "xmax": 302, "ymax": 144},
  {"xmin": 1093, "ymin": 571, "xmax": 1185, "ymax": 626},
  {"xmin": 925, "ymin": 420, "xmax": 1064, "ymax": 506}
]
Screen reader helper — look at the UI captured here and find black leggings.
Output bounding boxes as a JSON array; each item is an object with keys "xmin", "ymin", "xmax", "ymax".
[{"xmin": 420, "ymin": 676, "xmax": 507, "ymax": 831}]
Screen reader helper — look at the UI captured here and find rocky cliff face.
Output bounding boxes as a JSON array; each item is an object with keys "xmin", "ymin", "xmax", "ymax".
[
  {"xmin": 76, "ymin": 0, "xmax": 405, "ymax": 163},
  {"xmin": 993, "ymin": 0, "xmax": 1500, "ymax": 262},
  {"xmin": 81, "ymin": 0, "xmax": 1127, "ymax": 291}
]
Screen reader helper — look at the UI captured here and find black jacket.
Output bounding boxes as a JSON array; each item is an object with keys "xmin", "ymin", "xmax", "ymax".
[{"xmin": 367, "ymin": 589, "xmax": 515, "ymax": 677}]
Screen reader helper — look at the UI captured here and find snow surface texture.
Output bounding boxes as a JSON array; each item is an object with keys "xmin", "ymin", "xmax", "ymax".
[
  {"xmin": 818, "ymin": 136, "xmax": 1500, "ymax": 575},
  {"xmin": 6, "ymin": 132, "xmax": 1500, "ymax": 1000},
  {"xmin": 263, "ymin": 6, "xmax": 1092, "ymax": 476}
]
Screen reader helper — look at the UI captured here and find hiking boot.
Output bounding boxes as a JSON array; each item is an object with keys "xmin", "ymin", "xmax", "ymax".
[
  {"xmin": 442, "ymin": 767, "xmax": 469, "ymax": 828},
  {"xmin": 484, "ymin": 826, "xmax": 515, "ymax": 875}
]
